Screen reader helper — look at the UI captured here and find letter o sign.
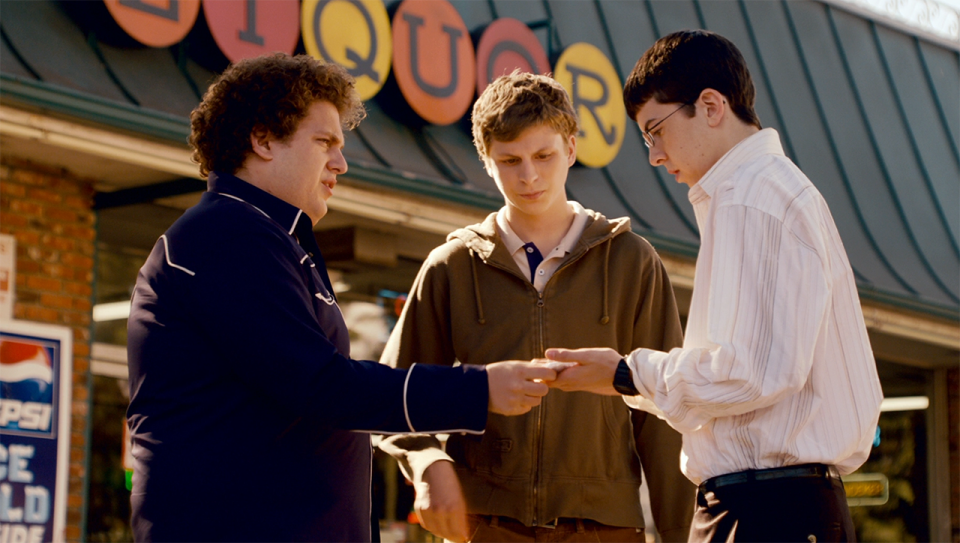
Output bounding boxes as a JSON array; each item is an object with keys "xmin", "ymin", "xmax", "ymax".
[
  {"xmin": 475, "ymin": 18, "xmax": 550, "ymax": 95},
  {"xmin": 392, "ymin": 0, "xmax": 475, "ymax": 126},
  {"xmin": 203, "ymin": 0, "xmax": 300, "ymax": 62},
  {"xmin": 555, "ymin": 43, "xmax": 625, "ymax": 168},
  {"xmin": 104, "ymin": 0, "xmax": 201, "ymax": 48},
  {"xmin": 302, "ymin": 0, "xmax": 393, "ymax": 101}
]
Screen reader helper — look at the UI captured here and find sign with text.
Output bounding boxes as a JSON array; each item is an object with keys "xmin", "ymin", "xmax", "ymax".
[
  {"xmin": 0, "ymin": 321, "xmax": 72, "ymax": 542},
  {"xmin": 392, "ymin": 0, "xmax": 475, "ymax": 125},
  {"xmin": 302, "ymin": 0, "xmax": 393, "ymax": 100},
  {"xmin": 104, "ymin": 0, "xmax": 201, "ymax": 47},
  {"xmin": 203, "ymin": 0, "xmax": 300, "ymax": 62},
  {"xmin": 475, "ymin": 17, "xmax": 550, "ymax": 95},
  {"xmin": 94, "ymin": 0, "xmax": 633, "ymax": 168},
  {"xmin": 843, "ymin": 472, "xmax": 890, "ymax": 507},
  {"xmin": 0, "ymin": 235, "xmax": 14, "ymax": 321},
  {"xmin": 554, "ymin": 42, "xmax": 625, "ymax": 168}
]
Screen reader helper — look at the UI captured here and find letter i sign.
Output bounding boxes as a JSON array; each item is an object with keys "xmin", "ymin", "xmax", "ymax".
[{"xmin": 104, "ymin": 0, "xmax": 201, "ymax": 47}]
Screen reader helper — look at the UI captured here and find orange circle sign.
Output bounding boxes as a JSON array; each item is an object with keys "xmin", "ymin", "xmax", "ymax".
[
  {"xmin": 104, "ymin": 0, "xmax": 201, "ymax": 48},
  {"xmin": 555, "ymin": 42, "xmax": 625, "ymax": 168},
  {"xmin": 391, "ymin": 0, "xmax": 475, "ymax": 126},
  {"xmin": 203, "ymin": 0, "xmax": 300, "ymax": 62},
  {"xmin": 475, "ymin": 18, "xmax": 550, "ymax": 95}
]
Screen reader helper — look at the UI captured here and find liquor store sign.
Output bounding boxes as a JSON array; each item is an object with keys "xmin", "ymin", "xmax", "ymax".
[
  {"xmin": 0, "ymin": 321, "xmax": 72, "ymax": 543},
  {"xmin": 101, "ymin": 0, "xmax": 625, "ymax": 167}
]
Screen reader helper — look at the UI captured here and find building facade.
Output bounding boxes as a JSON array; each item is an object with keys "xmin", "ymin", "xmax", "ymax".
[{"xmin": 0, "ymin": 0, "xmax": 957, "ymax": 541}]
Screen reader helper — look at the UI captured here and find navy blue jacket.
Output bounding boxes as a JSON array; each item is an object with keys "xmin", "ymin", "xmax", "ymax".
[{"xmin": 126, "ymin": 173, "xmax": 488, "ymax": 542}]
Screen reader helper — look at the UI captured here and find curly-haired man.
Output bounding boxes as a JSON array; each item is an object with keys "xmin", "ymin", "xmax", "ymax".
[{"xmin": 126, "ymin": 54, "xmax": 556, "ymax": 542}]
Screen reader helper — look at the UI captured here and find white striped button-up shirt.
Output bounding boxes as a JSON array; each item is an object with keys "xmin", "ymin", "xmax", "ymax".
[{"xmin": 625, "ymin": 129, "xmax": 883, "ymax": 484}]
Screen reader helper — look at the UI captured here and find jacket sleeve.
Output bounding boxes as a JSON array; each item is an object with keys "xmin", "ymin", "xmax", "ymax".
[
  {"xmin": 629, "ymin": 245, "xmax": 695, "ymax": 541},
  {"xmin": 182, "ymin": 228, "xmax": 487, "ymax": 434},
  {"xmin": 379, "ymin": 248, "xmax": 460, "ymax": 480}
]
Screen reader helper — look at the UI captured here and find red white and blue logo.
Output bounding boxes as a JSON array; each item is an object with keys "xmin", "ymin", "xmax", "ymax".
[{"xmin": 0, "ymin": 338, "xmax": 56, "ymax": 436}]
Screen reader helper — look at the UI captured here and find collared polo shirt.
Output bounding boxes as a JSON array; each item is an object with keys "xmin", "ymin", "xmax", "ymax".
[{"xmin": 496, "ymin": 201, "xmax": 589, "ymax": 292}]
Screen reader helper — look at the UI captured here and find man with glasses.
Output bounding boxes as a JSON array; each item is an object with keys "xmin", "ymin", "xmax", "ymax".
[{"xmin": 545, "ymin": 30, "xmax": 882, "ymax": 542}]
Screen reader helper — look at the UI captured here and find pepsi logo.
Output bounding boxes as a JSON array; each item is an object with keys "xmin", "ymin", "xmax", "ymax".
[{"xmin": 0, "ymin": 340, "xmax": 54, "ymax": 435}]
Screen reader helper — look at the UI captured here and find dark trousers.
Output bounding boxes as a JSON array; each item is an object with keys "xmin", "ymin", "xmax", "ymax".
[
  {"xmin": 467, "ymin": 515, "xmax": 645, "ymax": 543},
  {"xmin": 690, "ymin": 470, "xmax": 856, "ymax": 542}
]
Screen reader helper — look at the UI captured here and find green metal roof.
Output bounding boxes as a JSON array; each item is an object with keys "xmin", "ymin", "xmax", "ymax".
[{"xmin": 1, "ymin": 0, "xmax": 956, "ymax": 320}]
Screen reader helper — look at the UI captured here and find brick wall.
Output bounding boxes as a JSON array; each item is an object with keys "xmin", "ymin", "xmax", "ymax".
[{"xmin": 0, "ymin": 157, "xmax": 94, "ymax": 542}]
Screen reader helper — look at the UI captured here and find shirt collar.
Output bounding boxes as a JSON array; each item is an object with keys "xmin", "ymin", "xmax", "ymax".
[
  {"xmin": 208, "ymin": 171, "xmax": 308, "ymax": 236},
  {"xmin": 496, "ymin": 201, "xmax": 589, "ymax": 256},
  {"xmin": 688, "ymin": 128, "xmax": 784, "ymax": 204}
]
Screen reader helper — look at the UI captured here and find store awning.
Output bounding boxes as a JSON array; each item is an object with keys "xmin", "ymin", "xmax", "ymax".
[{"xmin": 1, "ymin": 0, "xmax": 956, "ymax": 319}]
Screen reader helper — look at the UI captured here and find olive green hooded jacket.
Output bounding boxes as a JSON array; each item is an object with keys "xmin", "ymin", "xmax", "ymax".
[{"xmin": 380, "ymin": 210, "xmax": 694, "ymax": 540}]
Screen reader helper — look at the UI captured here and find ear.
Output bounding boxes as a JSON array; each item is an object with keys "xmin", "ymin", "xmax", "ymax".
[
  {"xmin": 249, "ymin": 128, "xmax": 273, "ymax": 160},
  {"xmin": 565, "ymin": 134, "xmax": 577, "ymax": 166},
  {"xmin": 698, "ymin": 88, "xmax": 727, "ymax": 128}
]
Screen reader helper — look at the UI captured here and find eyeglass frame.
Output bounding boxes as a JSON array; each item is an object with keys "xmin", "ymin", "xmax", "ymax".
[{"xmin": 640, "ymin": 103, "xmax": 691, "ymax": 148}]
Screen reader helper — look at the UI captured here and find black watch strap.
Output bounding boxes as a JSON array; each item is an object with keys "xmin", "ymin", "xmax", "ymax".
[{"xmin": 613, "ymin": 358, "xmax": 640, "ymax": 396}]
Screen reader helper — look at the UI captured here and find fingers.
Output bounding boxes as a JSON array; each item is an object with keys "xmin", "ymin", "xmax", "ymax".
[
  {"xmin": 521, "ymin": 364, "xmax": 558, "ymax": 383},
  {"xmin": 545, "ymin": 347, "xmax": 618, "ymax": 363},
  {"xmin": 486, "ymin": 361, "xmax": 556, "ymax": 415}
]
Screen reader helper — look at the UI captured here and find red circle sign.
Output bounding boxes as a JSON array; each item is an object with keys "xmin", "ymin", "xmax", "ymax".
[
  {"xmin": 203, "ymin": 0, "xmax": 300, "ymax": 62},
  {"xmin": 391, "ymin": 0, "xmax": 475, "ymax": 126},
  {"xmin": 475, "ymin": 18, "xmax": 550, "ymax": 95},
  {"xmin": 104, "ymin": 0, "xmax": 201, "ymax": 48}
]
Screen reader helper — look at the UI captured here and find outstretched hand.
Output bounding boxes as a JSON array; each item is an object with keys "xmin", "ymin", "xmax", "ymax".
[
  {"xmin": 543, "ymin": 347, "xmax": 623, "ymax": 395},
  {"xmin": 486, "ymin": 361, "xmax": 556, "ymax": 415}
]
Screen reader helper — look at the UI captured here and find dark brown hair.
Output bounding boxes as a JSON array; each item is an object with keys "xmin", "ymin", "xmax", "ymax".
[
  {"xmin": 623, "ymin": 30, "xmax": 761, "ymax": 129},
  {"xmin": 471, "ymin": 70, "xmax": 579, "ymax": 160},
  {"xmin": 189, "ymin": 53, "xmax": 365, "ymax": 177}
]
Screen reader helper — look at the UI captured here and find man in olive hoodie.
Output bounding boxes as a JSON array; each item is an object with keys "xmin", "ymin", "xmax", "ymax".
[{"xmin": 379, "ymin": 72, "xmax": 694, "ymax": 542}]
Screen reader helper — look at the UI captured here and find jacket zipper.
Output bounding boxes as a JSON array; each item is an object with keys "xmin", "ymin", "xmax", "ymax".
[
  {"xmin": 533, "ymin": 292, "xmax": 545, "ymax": 525},
  {"xmin": 476, "ymin": 240, "xmax": 612, "ymax": 526}
]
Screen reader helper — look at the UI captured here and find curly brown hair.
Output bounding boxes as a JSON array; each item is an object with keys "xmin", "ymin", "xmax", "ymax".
[
  {"xmin": 189, "ymin": 53, "xmax": 366, "ymax": 178},
  {"xmin": 471, "ymin": 70, "xmax": 579, "ymax": 162}
]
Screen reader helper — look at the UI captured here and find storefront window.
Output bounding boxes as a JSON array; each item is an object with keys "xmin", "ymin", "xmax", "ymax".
[
  {"xmin": 848, "ymin": 360, "xmax": 933, "ymax": 542},
  {"xmin": 87, "ymin": 208, "xmax": 940, "ymax": 543}
]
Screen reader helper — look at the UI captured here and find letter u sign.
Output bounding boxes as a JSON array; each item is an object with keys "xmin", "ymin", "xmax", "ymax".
[{"xmin": 392, "ymin": 0, "xmax": 476, "ymax": 126}]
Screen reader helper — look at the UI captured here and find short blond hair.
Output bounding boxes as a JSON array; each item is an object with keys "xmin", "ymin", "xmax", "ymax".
[{"xmin": 471, "ymin": 71, "xmax": 579, "ymax": 161}]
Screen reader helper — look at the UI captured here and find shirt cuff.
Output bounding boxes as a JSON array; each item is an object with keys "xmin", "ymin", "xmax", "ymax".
[
  {"xmin": 622, "ymin": 393, "xmax": 666, "ymax": 418},
  {"xmin": 625, "ymin": 348, "xmax": 659, "ymax": 400}
]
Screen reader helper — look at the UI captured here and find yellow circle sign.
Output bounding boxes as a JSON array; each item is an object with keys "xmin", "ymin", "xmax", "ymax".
[
  {"xmin": 301, "ymin": 0, "xmax": 393, "ymax": 101},
  {"xmin": 554, "ymin": 43, "xmax": 625, "ymax": 168}
]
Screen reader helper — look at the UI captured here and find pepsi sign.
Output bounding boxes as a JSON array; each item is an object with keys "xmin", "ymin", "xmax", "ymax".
[
  {"xmin": 1, "ymin": 339, "xmax": 55, "ymax": 437},
  {"xmin": 0, "ymin": 321, "xmax": 72, "ymax": 542}
]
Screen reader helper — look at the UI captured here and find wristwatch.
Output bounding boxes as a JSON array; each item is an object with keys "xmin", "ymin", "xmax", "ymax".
[{"xmin": 612, "ymin": 358, "xmax": 640, "ymax": 396}]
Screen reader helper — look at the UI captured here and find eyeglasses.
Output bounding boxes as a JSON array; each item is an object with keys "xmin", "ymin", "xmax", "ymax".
[{"xmin": 641, "ymin": 103, "xmax": 690, "ymax": 148}]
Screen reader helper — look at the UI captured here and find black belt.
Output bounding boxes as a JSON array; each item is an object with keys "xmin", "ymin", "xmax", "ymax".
[{"xmin": 699, "ymin": 463, "xmax": 841, "ymax": 494}]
